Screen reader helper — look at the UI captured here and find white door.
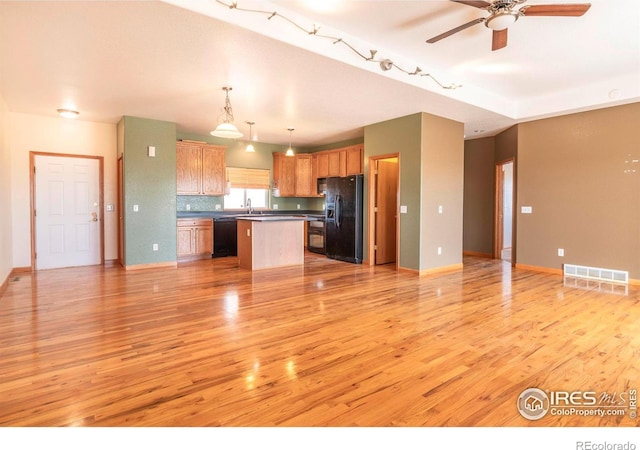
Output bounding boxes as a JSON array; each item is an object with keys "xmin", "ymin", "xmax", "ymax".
[{"xmin": 35, "ymin": 155, "xmax": 101, "ymax": 269}]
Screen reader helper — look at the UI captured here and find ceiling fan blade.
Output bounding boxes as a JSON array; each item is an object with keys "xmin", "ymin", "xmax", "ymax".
[
  {"xmin": 426, "ymin": 18, "xmax": 485, "ymax": 44},
  {"xmin": 492, "ymin": 29, "xmax": 508, "ymax": 51},
  {"xmin": 451, "ymin": 0, "xmax": 492, "ymax": 9},
  {"xmin": 521, "ymin": 4, "xmax": 591, "ymax": 16}
]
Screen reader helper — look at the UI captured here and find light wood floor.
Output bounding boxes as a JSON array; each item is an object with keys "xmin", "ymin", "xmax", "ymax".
[{"xmin": 1, "ymin": 254, "xmax": 638, "ymax": 426}]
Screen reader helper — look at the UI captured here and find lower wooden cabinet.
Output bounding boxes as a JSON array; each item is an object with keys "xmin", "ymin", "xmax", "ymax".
[{"xmin": 177, "ymin": 218, "xmax": 213, "ymax": 261}]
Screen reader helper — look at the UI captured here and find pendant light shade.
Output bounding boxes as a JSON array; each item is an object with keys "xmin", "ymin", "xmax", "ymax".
[
  {"xmin": 245, "ymin": 121, "xmax": 256, "ymax": 152},
  {"xmin": 211, "ymin": 86, "xmax": 243, "ymax": 139},
  {"xmin": 285, "ymin": 128, "xmax": 295, "ymax": 157}
]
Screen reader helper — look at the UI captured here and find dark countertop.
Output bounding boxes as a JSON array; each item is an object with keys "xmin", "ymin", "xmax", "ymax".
[{"xmin": 177, "ymin": 210, "xmax": 325, "ymax": 220}]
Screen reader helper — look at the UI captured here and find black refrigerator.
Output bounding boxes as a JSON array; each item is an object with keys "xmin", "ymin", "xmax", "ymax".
[{"xmin": 325, "ymin": 174, "xmax": 364, "ymax": 264}]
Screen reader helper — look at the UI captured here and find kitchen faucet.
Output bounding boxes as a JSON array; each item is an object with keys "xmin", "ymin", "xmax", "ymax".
[{"xmin": 246, "ymin": 198, "xmax": 253, "ymax": 214}]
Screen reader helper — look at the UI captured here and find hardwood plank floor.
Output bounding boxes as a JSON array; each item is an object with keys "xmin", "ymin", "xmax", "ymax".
[{"xmin": 0, "ymin": 254, "xmax": 638, "ymax": 427}]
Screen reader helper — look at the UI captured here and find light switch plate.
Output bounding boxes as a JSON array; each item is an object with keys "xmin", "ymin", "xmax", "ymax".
[
  {"xmin": 521, "ymin": 206, "xmax": 533, "ymax": 214},
  {"xmin": 400, "ymin": 205, "xmax": 407, "ymax": 214},
  {"xmin": 148, "ymin": 146, "xmax": 156, "ymax": 157}
]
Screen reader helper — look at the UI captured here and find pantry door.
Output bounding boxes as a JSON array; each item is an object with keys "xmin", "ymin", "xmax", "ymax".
[{"xmin": 32, "ymin": 153, "xmax": 103, "ymax": 270}]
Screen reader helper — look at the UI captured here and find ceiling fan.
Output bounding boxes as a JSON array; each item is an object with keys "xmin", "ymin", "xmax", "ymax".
[{"xmin": 426, "ymin": 0, "xmax": 591, "ymax": 51}]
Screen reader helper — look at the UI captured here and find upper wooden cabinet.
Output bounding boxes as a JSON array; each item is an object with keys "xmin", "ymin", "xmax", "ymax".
[
  {"xmin": 294, "ymin": 154, "xmax": 314, "ymax": 197},
  {"xmin": 272, "ymin": 152, "xmax": 296, "ymax": 197},
  {"xmin": 345, "ymin": 145, "xmax": 363, "ymax": 176},
  {"xmin": 327, "ymin": 150, "xmax": 344, "ymax": 177},
  {"xmin": 176, "ymin": 141, "xmax": 226, "ymax": 196},
  {"xmin": 316, "ymin": 153, "xmax": 329, "ymax": 178},
  {"xmin": 272, "ymin": 143, "xmax": 363, "ymax": 198}
]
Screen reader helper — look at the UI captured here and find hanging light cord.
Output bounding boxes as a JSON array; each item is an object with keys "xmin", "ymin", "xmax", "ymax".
[
  {"xmin": 220, "ymin": 87, "xmax": 235, "ymax": 124},
  {"xmin": 215, "ymin": 0, "xmax": 461, "ymax": 90}
]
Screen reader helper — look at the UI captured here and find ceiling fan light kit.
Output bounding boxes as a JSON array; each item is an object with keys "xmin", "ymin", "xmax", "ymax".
[
  {"xmin": 427, "ymin": 0, "xmax": 591, "ymax": 51},
  {"xmin": 485, "ymin": 10, "xmax": 519, "ymax": 30}
]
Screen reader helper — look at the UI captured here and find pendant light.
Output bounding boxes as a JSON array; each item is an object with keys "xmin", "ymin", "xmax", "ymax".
[
  {"xmin": 285, "ymin": 128, "xmax": 295, "ymax": 157},
  {"xmin": 57, "ymin": 108, "xmax": 79, "ymax": 119},
  {"xmin": 211, "ymin": 86, "xmax": 243, "ymax": 139},
  {"xmin": 245, "ymin": 121, "xmax": 255, "ymax": 153}
]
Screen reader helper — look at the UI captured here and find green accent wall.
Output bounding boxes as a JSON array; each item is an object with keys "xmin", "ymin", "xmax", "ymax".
[
  {"xmin": 364, "ymin": 113, "xmax": 423, "ymax": 270},
  {"xmin": 364, "ymin": 112, "xmax": 464, "ymax": 271},
  {"xmin": 120, "ymin": 116, "xmax": 177, "ymax": 266}
]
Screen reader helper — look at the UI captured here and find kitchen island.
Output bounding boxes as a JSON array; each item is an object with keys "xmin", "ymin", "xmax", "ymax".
[{"xmin": 236, "ymin": 215, "xmax": 308, "ymax": 270}]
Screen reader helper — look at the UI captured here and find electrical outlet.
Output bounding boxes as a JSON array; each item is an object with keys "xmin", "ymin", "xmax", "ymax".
[
  {"xmin": 438, "ymin": 205, "xmax": 443, "ymax": 214},
  {"xmin": 297, "ymin": 204, "xmax": 301, "ymax": 210},
  {"xmin": 215, "ymin": 204, "xmax": 221, "ymax": 211},
  {"xmin": 152, "ymin": 243, "xmax": 158, "ymax": 251},
  {"xmin": 437, "ymin": 246, "xmax": 442, "ymax": 255},
  {"xmin": 558, "ymin": 248, "xmax": 564, "ymax": 257},
  {"xmin": 133, "ymin": 204, "xmax": 139, "ymax": 212},
  {"xmin": 273, "ymin": 204, "xmax": 278, "ymax": 210},
  {"xmin": 186, "ymin": 204, "xmax": 191, "ymax": 211}
]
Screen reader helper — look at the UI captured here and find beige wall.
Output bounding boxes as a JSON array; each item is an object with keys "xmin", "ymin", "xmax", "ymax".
[
  {"xmin": 517, "ymin": 103, "xmax": 640, "ymax": 278},
  {"xmin": 463, "ymin": 137, "xmax": 495, "ymax": 256},
  {"xmin": 420, "ymin": 112, "xmax": 464, "ymax": 270},
  {"xmin": 10, "ymin": 113, "xmax": 118, "ymax": 268},
  {"xmin": 0, "ymin": 94, "xmax": 12, "ymax": 285}
]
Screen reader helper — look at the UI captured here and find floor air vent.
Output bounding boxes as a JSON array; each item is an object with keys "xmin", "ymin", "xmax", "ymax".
[{"xmin": 563, "ymin": 264, "xmax": 628, "ymax": 284}]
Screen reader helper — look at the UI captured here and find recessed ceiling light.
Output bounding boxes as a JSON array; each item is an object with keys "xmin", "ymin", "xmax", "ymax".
[{"xmin": 57, "ymin": 108, "xmax": 79, "ymax": 119}]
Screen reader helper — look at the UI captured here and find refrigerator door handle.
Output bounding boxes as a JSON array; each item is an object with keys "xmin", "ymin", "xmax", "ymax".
[{"xmin": 336, "ymin": 194, "xmax": 342, "ymax": 229}]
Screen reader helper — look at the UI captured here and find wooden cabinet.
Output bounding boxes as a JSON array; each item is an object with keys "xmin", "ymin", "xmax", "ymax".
[
  {"xmin": 316, "ymin": 153, "xmax": 329, "ymax": 178},
  {"xmin": 327, "ymin": 150, "xmax": 344, "ymax": 177},
  {"xmin": 294, "ymin": 154, "xmax": 314, "ymax": 197},
  {"xmin": 176, "ymin": 141, "xmax": 226, "ymax": 195},
  {"xmin": 177, "ymin": 218, "xmax": 213, "ymax": 261},
  {"xmin": 345, "ymin": 144, "xmax": 363, "ymax": 175},
  {"xmin": 272, "ymin": 144, "xmax": 363, "ymax": 198},
  {"xmin": 272, "ymin": 152, "xmax": 297, "ymax": 197}
]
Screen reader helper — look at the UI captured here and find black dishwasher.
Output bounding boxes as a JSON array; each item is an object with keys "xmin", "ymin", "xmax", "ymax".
[{"xmin": 212, "ymin": 217, "xmax": 237, "ymax": 257}]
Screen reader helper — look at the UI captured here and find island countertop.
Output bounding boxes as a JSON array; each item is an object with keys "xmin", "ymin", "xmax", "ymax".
[
  {"xmin": 237, "ymin": 217, "xmax": 305, "ymax": 270},
  {"xmin": 235, "ymin": 215, "xmax": 309, "ymax": 222}
]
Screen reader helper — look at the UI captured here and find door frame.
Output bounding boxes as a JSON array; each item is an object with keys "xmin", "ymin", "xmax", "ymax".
[
  {"xmin": 494, "ymin": 157, "xmax": 515, "ymax": 265},
  {"xmin": 117, "ymin": 155, "xmax": 124, "ymax": 266},
  {"xmin": 367, "ymin": 153, "xmax": 400, "ymax": 268},
  {"xmin": 30, "ymin": 151, "xmax": 105, "ymax": 271}
]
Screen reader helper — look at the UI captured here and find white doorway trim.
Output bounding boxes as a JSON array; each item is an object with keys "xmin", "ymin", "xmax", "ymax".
[{"xmin": 30, "ymin": 152, "xmax": 105, "ymax": 270}]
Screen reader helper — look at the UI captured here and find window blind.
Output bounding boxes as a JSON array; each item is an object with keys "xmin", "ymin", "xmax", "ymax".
[{"xmin": 226, "ymin": 167, "xmax": 270, "ymax": 190}]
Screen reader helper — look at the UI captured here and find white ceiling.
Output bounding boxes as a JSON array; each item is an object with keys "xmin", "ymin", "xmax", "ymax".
[{"xmin": 1, "ymin": 0, "xmax": 638, "ymax": 146}]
